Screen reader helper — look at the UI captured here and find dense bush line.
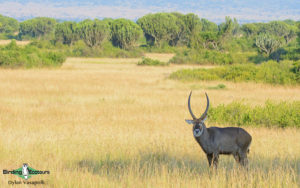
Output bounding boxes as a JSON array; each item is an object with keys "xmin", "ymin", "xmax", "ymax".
[
  {"xmin": 209, "ymin": 101, "xmax": 300, "ymax": 128},
  {"xmin": 1, "ymin": 13, "xmax": 298, "ymax": 60},
  {"xmin": 0, "ymin": 13, "xmax": 299, "ymax": 69},
  {"xmin": 170, "ymin": 60, "xmax": 299, "ymax": 85},
  {"xmin": 0, "ymin": 40, "xmax": 65, "ymax": 68}
]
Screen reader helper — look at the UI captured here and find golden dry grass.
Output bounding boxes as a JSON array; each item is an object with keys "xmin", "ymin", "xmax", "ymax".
[
  {"xmin": 0, "ymin": 58, "xmax": 299, "ymax": 187},
  {"xmin": 0, "ymin": 40, "xmax": 30, "ymax": 46}
]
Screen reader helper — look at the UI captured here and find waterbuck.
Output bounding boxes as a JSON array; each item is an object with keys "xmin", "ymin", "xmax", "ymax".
[{"xmin": 185, "ymin": 91, "xmax": 252, "ymax": 168}]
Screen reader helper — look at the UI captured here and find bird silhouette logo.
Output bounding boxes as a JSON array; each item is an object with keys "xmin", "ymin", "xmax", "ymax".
[{"xmin": 22, "ymin": 163, "xmax": 29, "ymax": 180}]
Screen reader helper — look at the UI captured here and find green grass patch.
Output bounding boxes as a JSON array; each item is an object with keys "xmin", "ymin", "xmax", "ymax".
[
  {"xmin": 190, "ymin": 83, "xmax": 227, "ymax": 90},
  {"xmin": 170, "ymin": 60, "xmax": 299, "ymax": 85},
  {"xmin": 0, "ymin": 40, "xmax": 66, "ymax": 68},
  {"xmin": 137, "ymin": 57, "xmax": 169, "ymax": 66},
  {"xmin": 207, "ymin": 83, "xmax": 226, "ymax": 90},
  {"xmin": 209, "ymin": 101, "xmax": 300, "ymax": 128}
]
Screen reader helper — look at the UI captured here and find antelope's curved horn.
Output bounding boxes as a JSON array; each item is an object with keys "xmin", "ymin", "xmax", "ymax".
[
  {"xmin": 199, "ymin": 93, "xmax": 210, "ymax": 121},
  {"xmin": 188, "ymin": 91, "xmax": 197, "ymax": 120}
]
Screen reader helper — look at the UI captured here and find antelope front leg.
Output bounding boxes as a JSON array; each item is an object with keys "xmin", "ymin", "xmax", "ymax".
[
  {"xmin": 206, "ymin": 154, "xmax": 213, "ymax": 167},
  {"xmin": 212, "ymin": 153, "xmax": 219, "ymax": 168}
]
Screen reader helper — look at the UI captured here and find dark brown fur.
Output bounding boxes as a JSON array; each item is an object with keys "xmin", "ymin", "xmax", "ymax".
[{"xmin": 186, "ymin": 92, "xmax": 252, "ymax": 168}]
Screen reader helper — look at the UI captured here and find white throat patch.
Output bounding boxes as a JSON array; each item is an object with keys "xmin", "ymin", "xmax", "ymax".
[{"xmin": 193, "ymin": 128, "xmax": 203, "ymax": 137}]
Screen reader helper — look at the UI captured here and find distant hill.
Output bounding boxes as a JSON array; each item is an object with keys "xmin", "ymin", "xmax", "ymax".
[{"xmin": 0, "ymin": 0, "xmax": 299, "ymax": 23}]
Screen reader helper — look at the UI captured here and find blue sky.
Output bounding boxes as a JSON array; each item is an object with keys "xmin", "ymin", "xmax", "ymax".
[{"xmin": 0, "ymin": 0, "xmax": 299, "ymax": 23}]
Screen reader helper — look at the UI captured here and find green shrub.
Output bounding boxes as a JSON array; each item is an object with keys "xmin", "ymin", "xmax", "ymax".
[
  {"xmin": 222, "ymin": 37, "xmax": 256, "ymax": 52},
  {"xmin": 169, "ymin": 49, "xmax": 260, "ymax": 65},
  {"xmin": 137, "ymin": 57, "xmax": 169, "ymax": 66},
  {"xmin": 231, "ymin": 52, "xmax": 258, "ymax": 64},
  {"xmin": 207, "ymin": 83, "xmax": 226, "ymax": 90},
  {"xmin": 209, "ymin": 101, "xmax": 300, "ymax": 128},
  {"xmin": 0, "ymin": 41, "xmax": 66, "ymax": 68},
  {"xmin": 170, "ymin": 60, "xmax": 298, "ymax": 85},
  {"xmin": 70, "ymin": 41, "xmax": 143, "ymax": 58},
  {"xmin": 291, "ymin": 60, "xmax": 300, "ymax": 82},
  {"xmin": 0, "ymin": 33, "xmax": 16, "ymax": 39},
  {"xmin": 29, "ymin": 39, "xmax": 56, "ymax": 49},
  {"xmin": 273, "ymin": 41, "xmax": 300, "ymax": 61},
  {"xmin": 169, "ymin": 49, "xmax": 234, "ymax": 65},
  {"xmin": 256, "ymin": 60, "xmax": 297, "ymax": 84}
]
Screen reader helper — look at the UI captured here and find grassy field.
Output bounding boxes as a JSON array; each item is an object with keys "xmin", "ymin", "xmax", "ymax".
[{"xmin": 0, "ymin": 56, "xmax": 299, "ymax": 187}]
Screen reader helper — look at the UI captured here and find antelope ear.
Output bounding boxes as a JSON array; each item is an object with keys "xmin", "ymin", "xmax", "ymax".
[
  {"xmin": 201, "ymin": 116, "xmax": 207, "ymax": 122},
  {"xmin": 185, "ymin": 119, "xmax": 194, "ymax": 124}
]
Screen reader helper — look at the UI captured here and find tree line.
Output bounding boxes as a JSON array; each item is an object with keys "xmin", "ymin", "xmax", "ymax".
[{"xmin": 0, "ymin": 13, "xmax": 299, "ymax": 58}]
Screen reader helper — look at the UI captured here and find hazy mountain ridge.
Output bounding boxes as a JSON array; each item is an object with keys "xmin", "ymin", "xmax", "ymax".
[{"xmin": 0, "ymin": 0, "xmax": 299, "ymax": 23}]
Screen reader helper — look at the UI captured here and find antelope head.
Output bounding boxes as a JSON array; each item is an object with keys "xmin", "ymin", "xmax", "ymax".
[{"xmin": 185, "ymin": 91, "xmax": 210, "ymax": 137}]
